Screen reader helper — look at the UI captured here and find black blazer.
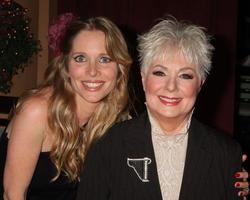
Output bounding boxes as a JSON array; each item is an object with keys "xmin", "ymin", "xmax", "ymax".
[{"xmin": 76, "ymin": 112, "xmax": 242, "ymax": 200}]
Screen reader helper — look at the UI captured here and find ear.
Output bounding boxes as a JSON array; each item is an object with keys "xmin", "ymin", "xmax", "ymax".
[{"xmin": 141, "ymin": 70, "xmax": 146, "ymax": 91}]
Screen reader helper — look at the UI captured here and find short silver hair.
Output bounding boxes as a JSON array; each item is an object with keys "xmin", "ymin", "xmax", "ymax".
[{"xmin": 138, "ymin": 17, "xmax": 214, "ymax": 79}]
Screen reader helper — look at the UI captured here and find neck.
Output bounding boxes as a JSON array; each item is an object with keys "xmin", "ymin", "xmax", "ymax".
[
  {"xmin": 151, "ymin": 113, "xmax": 191, "ymax": 135},
  {"xmin": 75, "ymin": 96, "xmax": 99, "ymax": 127},
  {"xmin": 161, "ymin": 118, "xmax": 188, "ymax": 135}
]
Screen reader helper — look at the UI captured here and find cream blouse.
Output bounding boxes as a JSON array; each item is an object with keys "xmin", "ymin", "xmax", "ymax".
[{"xmin": 147, "ymin": 110, "xmax": 191, "ymax": 200}]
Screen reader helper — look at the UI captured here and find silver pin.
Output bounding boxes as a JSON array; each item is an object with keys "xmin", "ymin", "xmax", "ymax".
[{"xmin": 127, "ymin": 157, "xmax": 152, "ymax": 182}]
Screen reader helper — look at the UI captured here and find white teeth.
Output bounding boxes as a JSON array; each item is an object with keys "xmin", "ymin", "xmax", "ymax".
[
  {"xmin": 159, "ymin": 96, "xmax": 179, "ymax": 102},
  {"xmin": 83, "ymin": 82, "xmax": 103, "ymax": 88}
]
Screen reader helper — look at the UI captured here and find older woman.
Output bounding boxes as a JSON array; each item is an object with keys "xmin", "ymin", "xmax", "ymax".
[{"xmin": 76, "ymin": 17, "xmax": 248, "ymax": 200}]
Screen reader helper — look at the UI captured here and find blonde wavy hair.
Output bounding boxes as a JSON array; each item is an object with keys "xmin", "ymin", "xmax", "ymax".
[{"xmin": 15, "ymin": 17, "xmax": 132, "ymax": 182}]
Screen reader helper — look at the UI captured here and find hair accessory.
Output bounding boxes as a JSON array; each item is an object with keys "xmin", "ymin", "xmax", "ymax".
[{"xmin": 48, "ymin": 12, "xmax": 77, "ymax": 57}]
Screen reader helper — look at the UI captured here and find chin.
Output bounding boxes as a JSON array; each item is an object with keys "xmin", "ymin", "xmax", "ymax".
[
  {"xmin": 86, "ymin": 95, "xmax": 109, "ymax": 104},
  {"xmin": 86, "ymin": 98, "xmax": 103, "ymax": 104},
  {"xmin": 156, "ymin": 110, "xmax": 181, "ymax": 119}
]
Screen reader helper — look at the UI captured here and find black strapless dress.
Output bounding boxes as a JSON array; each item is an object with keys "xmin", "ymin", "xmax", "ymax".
[{"xmin": 0, "ymin": 131, "xmax": 77, "ymax": 200}]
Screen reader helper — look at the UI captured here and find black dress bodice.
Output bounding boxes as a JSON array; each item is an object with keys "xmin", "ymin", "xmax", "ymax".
[{"xmin": 0, "ymin": 131, "xmax": 77, "ymax": 200}]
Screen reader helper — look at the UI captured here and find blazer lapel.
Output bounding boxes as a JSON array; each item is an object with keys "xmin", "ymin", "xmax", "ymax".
[
  {"xmin": 179, "ymin": 118, "xmax": 213, "ymax": 200},
  {"xmin": 124, "ymin": 112, "xmax": 163, "ymax": 200}
]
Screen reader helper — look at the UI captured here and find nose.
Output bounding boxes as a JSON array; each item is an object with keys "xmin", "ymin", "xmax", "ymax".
[
  {"xmin": 87, "ymin": 60, "xmax": 99, "ymax": 77},
  {"xmin": 165, "ymin": 76, "xmax": 177, "ymax": 92}
]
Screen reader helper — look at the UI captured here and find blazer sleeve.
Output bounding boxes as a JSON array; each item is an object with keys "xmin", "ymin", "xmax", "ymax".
[{"xmin": 76, "ymin": 140, "xmax": 110, "ymax": 200}]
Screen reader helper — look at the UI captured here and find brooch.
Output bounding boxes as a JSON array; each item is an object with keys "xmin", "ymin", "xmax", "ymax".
[{"xmin": 127, "ymin": 157, "xmax": 152, "ymax": 182}]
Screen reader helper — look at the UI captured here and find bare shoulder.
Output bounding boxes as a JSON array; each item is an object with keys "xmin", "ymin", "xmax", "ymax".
[
  {"xmin": 19, "ymin": 95, "xmax": 49, "ymax": 119},
  {"xmin": 19, "ymin": 87, "xmax": 53, "ymax": 116},
  {"xmin": 7, "ymin": 89, "xmax": 52, "ymax": 139}
]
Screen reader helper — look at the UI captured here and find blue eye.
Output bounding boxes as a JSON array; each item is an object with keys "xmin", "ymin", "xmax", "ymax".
[
  {"xmin": 180, "ymin": 74, "xmax": 193, "ymax": 79},
  {"xmin": 152, "ymin": 71, "xmax": 165, "ymax": 76},
  {"xmin": 73, "ymin": 55, "xmax": 87, "ymax": 63},
  {"xmin": 99, "ymin": 56, "xmax": 112, "ymax": 63}
]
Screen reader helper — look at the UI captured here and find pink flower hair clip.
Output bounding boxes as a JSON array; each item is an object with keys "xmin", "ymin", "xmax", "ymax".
[{"xmin": 48, "ymin": 12, "xmax": 77, "ymax": 57}]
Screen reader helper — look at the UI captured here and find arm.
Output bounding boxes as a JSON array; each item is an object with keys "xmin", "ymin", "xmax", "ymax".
[{"xmin": 3, "ymin": 98, "xmax": 47, "ymax": 200}]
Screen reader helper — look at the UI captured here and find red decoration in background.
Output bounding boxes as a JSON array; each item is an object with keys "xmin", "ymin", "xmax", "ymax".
[{"xmin": 48, "ymin": 12, "xmax": 77, "ymax": 57}]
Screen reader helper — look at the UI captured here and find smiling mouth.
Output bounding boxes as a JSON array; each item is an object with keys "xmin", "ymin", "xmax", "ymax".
[
  {"xmin": 159, "ymin": 96, "xmax": 181, "ymax": 104},
  {"xmin": 82, "ymin": 81, "xmax": 104, "ymax": 90}
]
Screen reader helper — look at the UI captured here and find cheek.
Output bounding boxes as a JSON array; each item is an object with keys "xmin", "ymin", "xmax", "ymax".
[
  {"xmin": 104, "ymin": 66, "xmax": 118, "ymax": 83},
  {"xmin": 181, "ymin": 83, "xmax": 200, "ymax": 98},
  {"xmin": 68, "ymin": 65, "xmax": 82, "ymax": 79},
  {"xmin": 144, "ymin": 77, "xmax": 163, "ymax": 94}
]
